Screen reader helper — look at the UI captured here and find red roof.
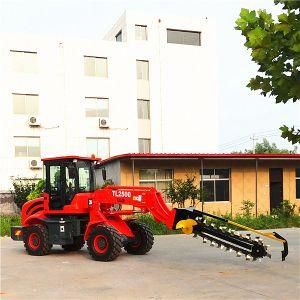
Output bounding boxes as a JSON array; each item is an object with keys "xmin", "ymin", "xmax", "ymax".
[
  {"xmin": 98, "ymin": 153, "xmax": 300, "ymax": 165},
  {"xmin": 42, "ymin": 155, "xmax": 101, "ymax": 162}
]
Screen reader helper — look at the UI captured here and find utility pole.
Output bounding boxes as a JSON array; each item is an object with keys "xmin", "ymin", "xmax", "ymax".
[{"xmin": 250, "ymin": 134, "xmax": 258, "ymax": 154}]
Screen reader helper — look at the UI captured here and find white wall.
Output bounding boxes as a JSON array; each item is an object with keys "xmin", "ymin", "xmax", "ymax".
[{"xmin": 0, "ymin": 11, "xmax": 218, "ymax": 190}]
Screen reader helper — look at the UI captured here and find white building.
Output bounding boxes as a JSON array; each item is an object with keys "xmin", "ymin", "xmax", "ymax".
[{"xmin": 0, "ymin": 11, "xmax": 218, "ymax": 191}]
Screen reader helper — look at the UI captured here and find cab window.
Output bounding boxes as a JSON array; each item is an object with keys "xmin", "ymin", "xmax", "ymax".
[{"xmin": 78, "ymin": 161, "xmax": 93, "ymax": 192}]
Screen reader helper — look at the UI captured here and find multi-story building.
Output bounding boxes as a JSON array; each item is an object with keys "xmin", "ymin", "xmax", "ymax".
[{"xmin": 0, "ymin": 11, "xmax": 218, "ymax": 191}]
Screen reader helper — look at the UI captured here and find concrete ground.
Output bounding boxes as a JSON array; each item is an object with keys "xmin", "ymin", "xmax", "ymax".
[{"xmin": 1, "ymin": 228, "xmax": 299, "ymax": 300}]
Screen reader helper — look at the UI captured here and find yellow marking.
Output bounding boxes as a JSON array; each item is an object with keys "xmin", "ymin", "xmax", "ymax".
[
  {"xmin": 176, "ymin": 219, "xmax": 197, "ymax": 234},
  {"xmin": 228, "ymin": 220, "xmax": 285, "ymax": 243}
]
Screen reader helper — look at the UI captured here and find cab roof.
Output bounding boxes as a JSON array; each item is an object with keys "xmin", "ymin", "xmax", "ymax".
[{"xmin": 41, "ymin": 156, "xmax": 101, "ymax": 162}]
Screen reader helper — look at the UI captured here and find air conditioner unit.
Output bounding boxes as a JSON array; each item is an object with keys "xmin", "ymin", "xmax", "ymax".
[
  {"xmin": 28, "ymin": 115, "xmax": 41, "ymax": 127},
  {"xmin": 99, "ymin": 117, "xmax": 109, "ymax": 128},
  {"xmin": 29, "ymin": 158, "xmax": 42, "ymax": 169}
]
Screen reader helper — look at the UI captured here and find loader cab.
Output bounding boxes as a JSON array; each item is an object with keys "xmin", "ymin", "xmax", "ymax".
[{"xmin": 43, "ymin": 156, "xmax": 97, "ymax": 210}]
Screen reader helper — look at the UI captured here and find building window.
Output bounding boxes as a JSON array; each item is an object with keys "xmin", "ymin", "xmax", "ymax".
[
  {"xmin": 85, "ymin": 97, "xmax": 109, "ymax": 117},
  {"xmin": 138, "ymin": 138, "xmax": 151, "ymax": 153},
  {"xmin": 167, "ymin": 29, "xmax": 201, "ymax": 46},
  {"xmin": 14, "ymin": 137, "xmax": 40, "ymax": 157},
  {"xmin": 12, "ymin": 93, "xmax": 39, "ymax": 115},
  {"xmin": 139, "ymin": 169, "xmax": 173, "ymax": 199},
  {"xmin": 137, "ymin": 99, "xmax": 150, "ymax": 119},
  {"xmin": 296, "ymin": 168, "xmax": 300, "ymax": 199},
  {"xmin": 10, "ymin": 50, "xmax": 38, "ymax": 73},
  {"xmin": 200, "ymin": 169, "xmax": 230, "ymax": 202},
  {"xmin": 135, "ymin": 25, "xmax": 147, "ymax": 40},
  {"xmin": 84, "ymin": 56, "xmax": 108, "ymax": 77},
  {"xmin": 86, "ymin": 138, "xmax": 110, "ymax": 159},
  {"xmin": 115, "ymin": 30, "xmax": 122, "ymax": 42},
  {"xmin": 136, "ymin": 60, "xmax": 149, "ymax": 80}
]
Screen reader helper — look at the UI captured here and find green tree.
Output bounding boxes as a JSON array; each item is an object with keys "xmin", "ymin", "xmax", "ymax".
[
  {"xmin": 235, "ymin": 1, "xmax": 300, "ymax": 144},
  {"xmin": 166, "ymin": 175, "xmax": 202, "ymax": 208},
  {"xmin": 254, "ymin": 138, "xmax": 296, "ymax": 154},
  {"xmin": 232, "ymin": 138, "xmax": 296, "ymax": 154}
]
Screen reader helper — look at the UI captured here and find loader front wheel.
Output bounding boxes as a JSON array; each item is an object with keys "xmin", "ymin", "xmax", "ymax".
[
  {"xmin": 125, "ymin": 221, "xmax": 154, "ymax": 255},
  {"xmin": 87, "ymin": 225, "xmax": 122, "ymax": 261},
  {"xmin": 23, "ymin": 224, "xmax": 52, "ymax": 256}
]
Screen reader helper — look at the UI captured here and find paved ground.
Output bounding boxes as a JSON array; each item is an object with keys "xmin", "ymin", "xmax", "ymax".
[{"xmin": 1, "ymin": 228, "xmax": 300, "ymax": 300}]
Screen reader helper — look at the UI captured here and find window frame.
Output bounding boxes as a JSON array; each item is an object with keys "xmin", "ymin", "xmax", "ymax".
[
  {"xmin": 84, "ymin": 55, "xmax": 108, "ymax": 77},
  {"xmin": 137, "ymin": 99, "xmax": 150, "ymax": 119},
  {"xmin": 136, "ymin": 60, "xmax": 149, "ymax": 80},
  {"xmin": 12, "ymin": 93, "xmax": 39, "ymax": 115},
  {"xmin": 86, "ymin": 137, "xmax": 110, "ymax": 159},
  {"xmin": 167, "ymin": 28, "xmax": 201, "ymax": 46},
  {"xmin": 138, "ymin": 138, "xmax": 151, "ymax": 153},
  {"xmin": 14, "ymin": 136, "xmax": 41, "ymax": 158},
  {"xmin": 85, "ymin": 97, "xmax": 109, "ymax": 118},
  {"xmin": 200, "ymin": 168, "xmax": 231, "ymax": 202},
  {"xmin": 139, "ymin": 168, "xmax": 173, "ymax": 201},
  {"xmin": 135, "ymin": 24, "xmax": 148, "ymax": 40},
  {"xmin": 10, "ymin": 50, "xmax": 38, "ymax": 73}
]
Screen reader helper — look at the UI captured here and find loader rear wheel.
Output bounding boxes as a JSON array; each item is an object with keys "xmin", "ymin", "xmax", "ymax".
[
  {"xmin": 62, "ymin": 236, "xmax": 85, "ymax": 251},
  {"xmin": 87, "ymin": 225, "xmax": 122, "ymax": 261},
  {"xmin": 124, "ymin": 221, "xmax": 154, "ymax": 255},
  {"xmin": 23, "ymin": 224, "xmax": 52, "ymax": 256}
]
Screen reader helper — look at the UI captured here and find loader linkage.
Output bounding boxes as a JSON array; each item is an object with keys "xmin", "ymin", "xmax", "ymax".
[{"xmin": 174, "ymin": 208, "xmax": 288, "ymax": 261}]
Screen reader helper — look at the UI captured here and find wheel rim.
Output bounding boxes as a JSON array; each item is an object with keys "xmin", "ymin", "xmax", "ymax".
[
  {"xmin": 93, "ymin": 234, "xmax": 109, "ymax": 254},
  {"xmin": 28, "ymin": 233, "xmax": 40, "ymax": 250}
]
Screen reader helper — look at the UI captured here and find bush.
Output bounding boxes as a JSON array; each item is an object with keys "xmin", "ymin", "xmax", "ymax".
[
  {"xmin": 11, "ymin": 179, "xmax": 38, "ymax": 209},
  {"xmin": 136, "ymin": 214, "xmax": 179, "ymax": 235},
  {"xmin": 27, "ymin": 179, "xmax": 45, "ymax": 200},
  {"xmin": 240, "ymin": 200, "xmax": 255, "ymax": 217},
  {"xmin": 272, "ymin": 200, "xmax": 297, "ymax": 218},
  {"xmin": 0, "ymin": 215, "xmax": 21, "ymax": 236}
]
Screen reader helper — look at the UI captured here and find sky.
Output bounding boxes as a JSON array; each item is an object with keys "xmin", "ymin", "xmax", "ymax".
[{"xmin": 0, "ymin": 0, "xmax": 299, "ymax": 152}]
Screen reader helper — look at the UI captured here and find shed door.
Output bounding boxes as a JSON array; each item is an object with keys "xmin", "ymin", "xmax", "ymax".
[{"xmin": 269, "ymin": 168, "xmax": 283, "ymax": 212}]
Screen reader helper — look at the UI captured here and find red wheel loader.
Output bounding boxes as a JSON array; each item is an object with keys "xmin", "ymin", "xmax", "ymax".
[{"xmin": 11, "ymin": 156, "xmax": 288, "ymax": 262}]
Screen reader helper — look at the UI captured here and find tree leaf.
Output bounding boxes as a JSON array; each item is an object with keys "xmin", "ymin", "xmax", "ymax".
[
  {"xmin": 291, "ymin": 43, "xmax": 300, "ymax": 52},
  {"xmin": 247, "ymin": 27, "xmax": 268, "ymax": 47},
  {"xmin": 274, "ymin": 23, "xmax": 292, "ymax": 35}
]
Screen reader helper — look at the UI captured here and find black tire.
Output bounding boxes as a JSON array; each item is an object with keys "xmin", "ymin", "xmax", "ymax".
[
  {"xmin": 124, "ymin": 221, "xmax": 154, "ymax": 255},
  {"xmin": 87, "ymin": 225, "xmax": 122, "ymax": 261},
  {"xmin": 62, "ymin": 236, "xmax": 85, "ymax": 251},
  {"xmin": 23, "ymin": 224, "xmax": 52, "ymax": 256}
]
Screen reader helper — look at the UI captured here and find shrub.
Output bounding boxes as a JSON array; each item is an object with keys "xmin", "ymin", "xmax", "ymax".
[
  {"xmin": 137, "ymin": 214, "xmax": 179, "ymax": 235},
  {"xmin": 11, "ymin": 178, "xmax": 38, "ymax": 209},
  {"xmin": 27, "ymin": 179, "xmax": 45, "ymax": 200},
  {"xmin": 240, "ymin": 200, "xmax": 255, "ymax": 217},
  {"xmin": 272, "ymin": 200, "xmax": 297, "ymax": 218}
]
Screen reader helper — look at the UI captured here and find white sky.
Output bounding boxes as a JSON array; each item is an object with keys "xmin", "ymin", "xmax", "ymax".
[{"xmin": 0, "ymin": 0, "xmax": 299, "ymax": 152}]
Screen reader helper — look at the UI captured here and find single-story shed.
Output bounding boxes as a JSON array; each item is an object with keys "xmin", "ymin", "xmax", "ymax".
[{"xmin": 96, "ymin": 153, "xmax": 300, "ymax": 216}]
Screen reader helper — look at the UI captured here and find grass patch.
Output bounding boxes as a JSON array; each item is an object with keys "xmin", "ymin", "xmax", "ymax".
[
  {"xmin": 0, "ymin": 215, "xmax": 21, "ymax": 237},
  {"xmin": 137, "ymin": 214, "xmax": 179, "ymax": 235}
]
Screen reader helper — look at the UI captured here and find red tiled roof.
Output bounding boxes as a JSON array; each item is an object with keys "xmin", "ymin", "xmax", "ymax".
[{"xmin": 98, "ymin": 153, "xmax": 300, "ymax": 165}]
